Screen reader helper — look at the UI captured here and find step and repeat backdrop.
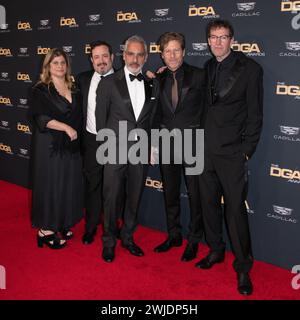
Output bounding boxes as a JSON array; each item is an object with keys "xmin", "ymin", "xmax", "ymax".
[{"xmin": 0, "ymin": 0, "xmax": 299, "ymax": 270}]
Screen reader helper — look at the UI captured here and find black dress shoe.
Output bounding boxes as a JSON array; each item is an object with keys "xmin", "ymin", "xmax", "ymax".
[
  {"xmin": 195, "ymin": 251, "xmax": 225, "ymax": 269},
  {"xmin": 154, "ymin": 236, "xmax": 183, "ymax": 253},
  {"xmin": 82, "ymin": 229, "xmax": 96, "ymax": 245},
  {"xmin": 122, "ymin": 242, "xmax": 144, "ymax": 257},
  {"xmin": 237, "ymin": 272, "xmax": 253, "ymax": 295},
  {"xmin": 181, "ymin": 243, "xmax": 198, "ymax": 262},
  {"xmin": 102, "ymin": 246, "xmax": 115, "ymax": 263}
]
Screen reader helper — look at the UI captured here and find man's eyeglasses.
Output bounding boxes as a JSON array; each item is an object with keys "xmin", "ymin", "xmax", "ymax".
[{"xmin": 209, "ymin": 35, "xmax": 231, "ymax": 42}]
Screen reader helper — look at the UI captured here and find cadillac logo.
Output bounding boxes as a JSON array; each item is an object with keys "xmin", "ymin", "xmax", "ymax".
[
  {"xmin": 273, "ymin": 205, "xmax": 293, "ymax": 216},
  {"xmin": 155, "ymin": 9, "xmax": 169, "ymax": 17},
  {"xmin": 286, "ymin": 42, "xmax": 300, "ymax": 51},
  {"xmin": 89, "ymin": 14, "xmax": 100, "ymax": 21},
  {"xmin": 237, "ymin": 2, "xmax": 256, "ymax": 11},
  {"xmin": 280, "ymin": 126, "xmax": 299, "ymax": 135}
]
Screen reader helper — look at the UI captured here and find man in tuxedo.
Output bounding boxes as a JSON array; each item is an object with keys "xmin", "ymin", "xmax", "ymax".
[
  {"xmin": 196, "ymin": 20, "xmax": 263, "ymax": 295},
  {"xmin": 77, "ymin": 41, "xmax": 114, "ymax": 244},
  {"xmin": 153, "ymin": 32, "xmax": 206, "ymax": 262},
  {"xmin": 95, "ymin": 35, "xmax": 158, "ymax": 262}
]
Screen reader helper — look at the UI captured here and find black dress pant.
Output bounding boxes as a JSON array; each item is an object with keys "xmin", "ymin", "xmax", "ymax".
[
  {"xmin": 83, "ymin": 130, "xmax": 103, "ymax": 233},
  {"xmin": 160, "ymin": 162, "xmax": 204, "ymax": 243},
  {"xmin": 199, "ymin": 151, "xmax": 253, "ymax": 273},
  {"xmin": 102, "ymin": 162, "xmax": 148, "ymax": 248}
]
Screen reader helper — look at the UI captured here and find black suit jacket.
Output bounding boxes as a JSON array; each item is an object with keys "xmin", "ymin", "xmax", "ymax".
[
  {"xmin": 95, "ymin": 68, "xmax": 158, "ymax": 145},
  {"xmin": 155, "ymin": 63, "xmax": 206, "ymax": 131},
  {"xmin": 205, "ymin": 51, "xmax": 263, "ymax": 158},
  {"xmin": 76, "ymin": 70, "xmax": 94, "ymax": 129}
]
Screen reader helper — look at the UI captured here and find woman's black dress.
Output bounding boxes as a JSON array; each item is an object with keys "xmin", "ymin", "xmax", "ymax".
[{"xmin": 30, "ymin": 82, "xmax": 83, "ymax": 231}]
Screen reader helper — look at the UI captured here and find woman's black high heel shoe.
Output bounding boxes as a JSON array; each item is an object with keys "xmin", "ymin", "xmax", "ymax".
[
  {"xmin": 61, "ymin": 229, "xmax": 73, "ymax": 240},
  {"xmin": 37, "ymin": 230, "xmax": 66, "ymax": 249}
]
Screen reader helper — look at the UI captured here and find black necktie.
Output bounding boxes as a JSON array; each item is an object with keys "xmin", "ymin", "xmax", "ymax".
[
  {"xmin": 129, "ymin": 73, "xmax": 144, "ymax": 81},
  {"xmin": 171, "ymin": 72, "xmax": 178, "ymax": 109}
]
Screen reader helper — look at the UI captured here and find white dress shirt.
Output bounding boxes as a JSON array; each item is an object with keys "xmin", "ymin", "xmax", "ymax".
[
  {"xmin": 86, "ymin": 69, "xmax": 114, "ymax": 134},
  {"xmin": 124, "ymin": 66, "xmax": 145, "ymax": 121}
]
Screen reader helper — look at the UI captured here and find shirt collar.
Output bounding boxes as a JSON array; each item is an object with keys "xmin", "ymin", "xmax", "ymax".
[
  {"xmin": 94, "ymin": 68, "xmax": 114, "ymax": 79},
  {"xmin": 214, "ymin": 50, "xmax": 236, "ymax": 68},
  {"xmin": 124, "ymin": 66, "xmax": 143, "ymax": 78}
]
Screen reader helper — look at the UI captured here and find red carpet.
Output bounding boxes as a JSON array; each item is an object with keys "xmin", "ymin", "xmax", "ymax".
[{"xmin": 0, "ymin": 180, "xmax": 299, "ymax": 300}]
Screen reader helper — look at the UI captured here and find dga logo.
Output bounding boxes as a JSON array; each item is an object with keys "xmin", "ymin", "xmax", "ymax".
[
  {"xmin": 279, "ymin": 42, "xmax": 300, "ymax": 56},
  {"xmin": 281, "ymin": 2, "xmax": 300, "ymax": 30},
  {"xmin": 188, "ymin": 5, "xmax": 219, "ymax": 18},
  {"xmin": 0, "ymin": 47, "xmax": 12, "ymax": 57},
  {"xmin": 231, "ymin": 41, "xmax": 265, "ymax": 56},
  {"xmin": 0, "ymin": 72, "xmax": 10, "ymax": 82},
  {"xmin": 63, "ymin": 46, "xmax": 74, "ymax": 56},
  {"xmin": 38, "ymin": 19, "xmax": 51, "ymax": 30},
  {"xmin": 0, "ymin": 96, "xmax": 12, "ymax": 106},
  {"xmin": 117, "ymin": 11, "xmax": 141, "ymax": 23},
  {"xmin": 0, "ymin": 143, "xmax": 12, "ymax": 154},
  {"xmin": 0, "ymin": 120, "xmax": 9, "ymax": 130},
  {"xmin": 151, "ymin": 8, "xmax": 173, "ymax": 22},
  {"xmin": 270, "ymin": 164, "xmax": 300, "ymax": 183},
  {"xmin": 267, "ymin": 205, "xmax": 297, "ymax": 223},
  {"xmin": 86, "ymin": 14, "xmax": 103, "ymax": 26},
  {"xmin": 17, "ymin": 72, "xmax": 32, "ymax": 82},
  {"xmin": 187, "ymin": 43, "xmax": 211, "ymax": 57},
  {"xmin": 18, "ymin": 148, "xmax": 30, "ymax": 159},
  {"xmin": 149, "ymin": 43, "xmax": 161, "ymax": 53},
  {"xmin": 233, "ymin": 2, "xmax": 260, "ymax": 17},
  {"xmin": 60, "ymin": 17, "xmax": 78, "ymax": 28},
  {"xmin": 281, "ymin": 1, "xmax": 300, "ymax": 11},
  {"xmin": 17, "ymin": 98, "xmax": 29, "ymax": 109},
  {"xmin": 85, "ymin": 44, "xmax": 91, "ymax": 54},
  {"xmin": 18, "ymin": 47, "xmax": 29, "ymax": 57},
  {"xmin": 17, "ymin": 122, "xmax": 31, "ymax": 134},
  {"xmin": 17, "ymin": 21, "xmax": 32, "ymax": 31},
  {"xmin": 274, "ymin": 125, "xmax": 300, "ymax": 142},
  {"xmin": 145, "ymin": 176, "xmax": 163, "ymax": 191},
  {"xmin": 37, "ymin": 46, "xmax": 51, "ymax": 55},
  {"xmin": 276, "ymin": 82, "xmax": 300, "ymax": 98}
]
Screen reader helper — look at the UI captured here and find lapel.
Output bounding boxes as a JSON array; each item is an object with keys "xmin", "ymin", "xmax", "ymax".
[
  {"xmin": 82, "ymin": 71, "xmax": 94, "ymax": 117},
  {"xmin": 159, "ymin": 71, "xmax": 174, "ymax": 113},
  {"xmin": 176, "ymin": 63, "xmax": 193, "ymax": 113},
  {"xmin": 136, "ymin": 79, "xmax": 152, "ymax": 122},
  {"xmin": 115, "ymin": 69, "xmax": 136, "ymax": 122},
  {"xmin": 207, "ymin": 53, "xmax": 246, "ymax": 104},
  {"xmin": 218, "ymin": 58, "xmax": 245, "ymax": 99}
]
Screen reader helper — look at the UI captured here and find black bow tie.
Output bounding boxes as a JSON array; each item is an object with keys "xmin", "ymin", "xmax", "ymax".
[{"xmin": 129, "ymin": 73, "xmax": 144, "ymax": 82}]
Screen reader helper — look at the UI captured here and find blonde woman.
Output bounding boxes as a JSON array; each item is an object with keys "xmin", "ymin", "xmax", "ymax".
[{"xmin": 30, "ymin": 48, "xmax": 83, "ymax": 249}]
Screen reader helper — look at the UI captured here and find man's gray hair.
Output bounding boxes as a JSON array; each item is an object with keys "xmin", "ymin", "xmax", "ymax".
[{"xmin": 124, "ymin": 35, "xmax": 147, "ymax": 53}]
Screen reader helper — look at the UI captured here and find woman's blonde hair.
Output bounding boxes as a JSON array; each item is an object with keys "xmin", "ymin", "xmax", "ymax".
[{"xmin": 40, "ymin": 48, "xmax": 73, "ymax": 89}]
